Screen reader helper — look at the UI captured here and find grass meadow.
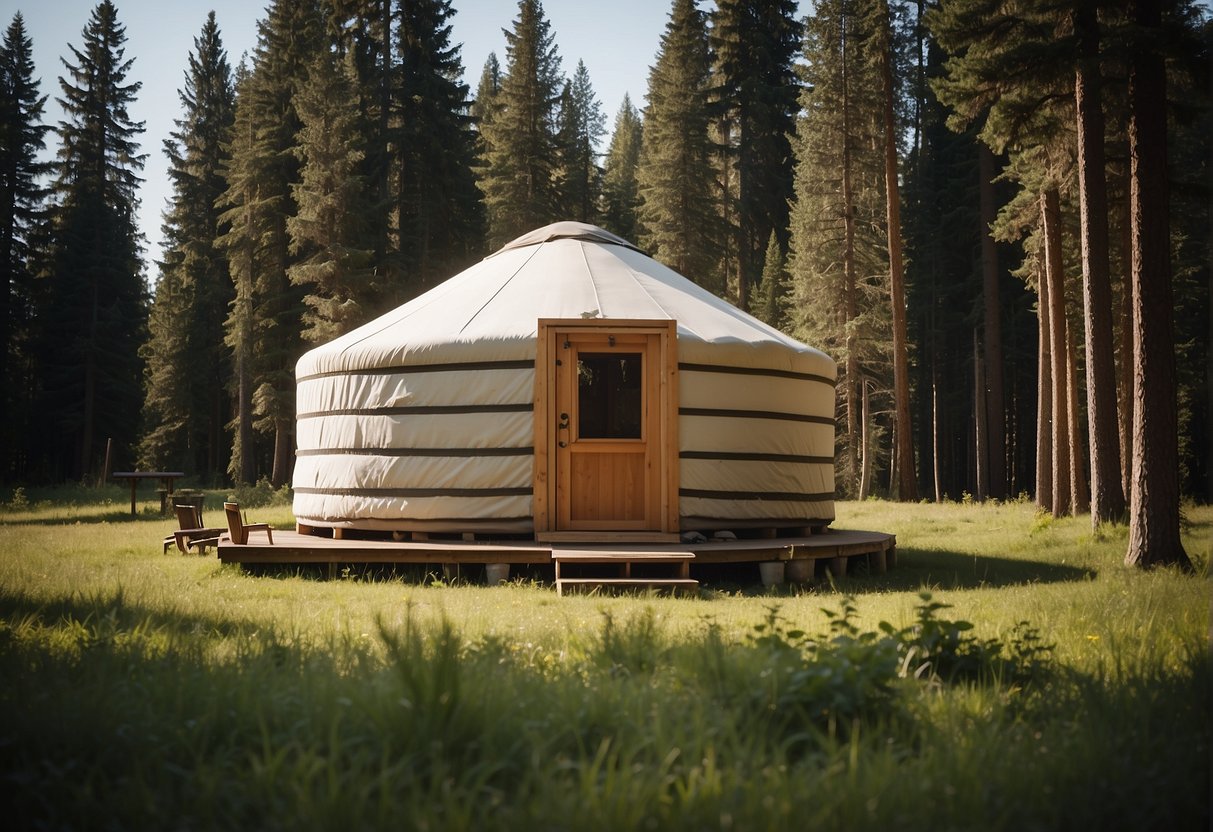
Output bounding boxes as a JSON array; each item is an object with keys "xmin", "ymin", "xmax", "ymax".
[{"xmin": 0, "ymin": 485, "xmax": 1209, "ymax": 830}]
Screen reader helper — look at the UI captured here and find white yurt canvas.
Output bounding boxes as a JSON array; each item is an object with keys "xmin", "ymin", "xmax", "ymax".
[{"xmin": 293, "ymin": 222, "xmax": 836, "ymax": 537}]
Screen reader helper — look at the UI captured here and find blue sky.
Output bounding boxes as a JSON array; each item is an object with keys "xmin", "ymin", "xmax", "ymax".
[{"xmin": 11, "ymin": 0, "xmax": 685, "ymax": 277}]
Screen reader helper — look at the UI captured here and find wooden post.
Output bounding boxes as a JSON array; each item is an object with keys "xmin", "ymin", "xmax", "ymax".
[{"xmin": 870, "ymin": 549, "xmax": 888, "ymax": 575}]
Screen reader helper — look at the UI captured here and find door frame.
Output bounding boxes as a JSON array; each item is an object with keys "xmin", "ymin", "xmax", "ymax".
[{"xmin": 533, "ymin": 318, "xmax": 679, "ymax": 541}]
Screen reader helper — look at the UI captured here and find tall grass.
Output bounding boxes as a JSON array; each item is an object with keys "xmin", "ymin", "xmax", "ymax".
[{"xmin": 0, "ymin": 492, "xmax": 1209, "ymax": 829}]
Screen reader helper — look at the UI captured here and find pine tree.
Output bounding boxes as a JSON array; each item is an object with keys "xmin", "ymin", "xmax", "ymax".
[
  {"xmin": 1070, "ymin": 0, "xmax": 1126, "ymax": 525},
  {"xmin": 977, "ymin": 143, "xmax": 1007, "ymax": 499},
  {"xmin": 138, "ymin": 12, "xmax": 234, "ymax": 477},
  {"xmin": 395, "ymin": 0, "xmax": 484, "ymax": 292},
  {"xmin": 219, "ymin": 65, "xmax": 256, "ymax": 486},
  {"xmin": 788, "ymin": 0, "xmax": 887, "ymax": 498},
  {"xmin": 1123, "ymin": 0, "xmax": 1191, "ymax": 570},
  {"xmin": 905, "ymin": 30, "xmax": 975, "ymax": 501},
  {"xmin": 0, "ymin": 12, "xmax": 50, "ymax": 480},
  {"xmin": 600, "ymin": 94, "xmax": 642, "ymax": 241},
  {"xmin": 288, "ymin": 48, "xmax": 376, "ymax": 343},
  {"xmin": 471, "ymin": 52, "xmax": 502, "ymax": 207},
  {"xmin": 637, "ymin": 0, "xmax": 720, "ymax": 290},
  {"xmin": 929, "ymin": 0, "xmax": 1171, "ymax": 520},
  {"xmin": 39, "ymin": 0, "xmax": 147, "ymax": 480},
  {"xmin": 472, "ymin": 52, "xmax": 501, "ymax": 137},
  {"xmin": 478, "ymin": 0, "xmax": 563, "ymax": 249},
  {"xmin": 217, "ymin": 0, "xmax": 322, "ymax": 485},
  {"xmin": 874, "ymin": 0, "xmax": 917, "ymax": 501},
  {"xmin": 1039, "ymin": 184, "xmax": 1073, "ymax": 516},
  {"xmin": 930, "ymin": 0, "xmax": 1089, "ymax": 512},
  {"xmin": 554, "ymin": 60, "xmax": 605, "ymax": 224},
  {"xmin": 327, "ymin": 0, "xmax": 395, "ymax": 291},
  {"xmin": 753, "ymin": 230, "xmax": 788, "ymax": 330},
  {"xmin": 710, "ymin": 0, "xmax": 801, "ymax": 309}
]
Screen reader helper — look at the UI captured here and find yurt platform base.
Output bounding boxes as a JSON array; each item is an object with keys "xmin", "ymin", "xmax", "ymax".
[{"xmin": 217, "ymin": 528, "xmax": 897, "ymax": 583}]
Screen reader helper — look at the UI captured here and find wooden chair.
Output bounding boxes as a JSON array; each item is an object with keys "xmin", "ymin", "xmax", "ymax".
[
  {"xmin": 165, "ymin": 503, "xmax": 225, "ymax": 554},
  {"xmin": 223, "ymin": 501, "xmax": 274, "ymax": 545}
]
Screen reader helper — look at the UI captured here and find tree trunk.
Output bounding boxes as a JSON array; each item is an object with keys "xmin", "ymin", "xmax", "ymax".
[
  {"xmin": 1035, "ymin": 259, "xmax": 1053, "ymax": 511},
  {"xmin": 1041, "ymin": 188, "xmax": 1070, "ymax": 516},
  {"xmin": 379, "ymin": 0, "xmax": 392, "ymax": 270},
  {"xmin": 979, "ymin": 146, "xmax": 1006, "ymax": 499},
  {"xmin": 1117, "ymin": 174, "xmax": 1135, "ymax": 503},
  {"xmin": 932, "ymin": 370, "xmax": 943, "ymax": 502},
  {"xmin": 234, "ymin": 319, "xmax": 254, "ymax": 485},
  {"xmin": 233, "ymin": 200, "xmax": 256, "ymax": 486},
  {"xmin": 859, "ymin": 379, "xmax": 872, "ymax": 500},
  {"xmin": 271, "ymin": 418, "xmax": 292, "ymax": 488},
  {"xmin": 0, "ymin": 197, "xmax": 11, "ymax": 477},
  {"xmin": 879, "ymin": 0, "xmax": 917, "ymax": 501},
  {"xmin": 973, "ymin": 329, "xmax": 987, "ymax": 501},
  {"xmin": 81, "ymin": 282, "xmax": 99, "ymax": 480},
  {"xmin": 1203, "ymin": 178, "xmax": 1213, "ymax": 504},
  {"xmin": 1203, "ymin": 85, "xmax": 1213, "ymax": 505},
  {"xmin": 1065, "ymin": 311, "xmax": 1089, "ymax": 514},
  {"xmin": 1074, "ymin": 1, "xmax": 1126, "ymax": 526},
  {"xmin": 209, "ymin": 385, "xmax": 222, "ymax": 480},
  {"xmin": 840, "ymin": 12, "xmax": 860, "ymax": 497},
  {"xmin": 1124, "ymin": 0, "xmax": 1190, "ymax": 569}
]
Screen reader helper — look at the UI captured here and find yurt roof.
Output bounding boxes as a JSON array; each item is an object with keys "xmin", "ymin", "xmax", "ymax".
[{"xmin": 296, "ymin": 221, "xmax": 835, "ymax": 379}]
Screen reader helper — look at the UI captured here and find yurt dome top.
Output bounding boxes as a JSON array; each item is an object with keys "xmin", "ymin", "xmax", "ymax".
[
  {"xmin": 493, "ymin": 221, "xmax": 642, "ymax": 254},
  {"xmin": 296, "ymin": 221, "xmax": 834, "ymax": 381}
]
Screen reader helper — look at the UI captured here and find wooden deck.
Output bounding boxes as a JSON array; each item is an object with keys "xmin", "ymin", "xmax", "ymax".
[{"xmin": 217, "ymin": 527, "xmax": 897, "ymax": 578}]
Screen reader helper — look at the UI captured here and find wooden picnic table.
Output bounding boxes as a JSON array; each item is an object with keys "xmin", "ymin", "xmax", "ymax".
[{"xmin": 111, "ymin": 471, "xmax": 185, "ymax": 516}]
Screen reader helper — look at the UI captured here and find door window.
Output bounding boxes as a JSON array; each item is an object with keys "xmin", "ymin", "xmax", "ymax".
[{"xmin": 577, "ymin": 353, "xmax": 642, "ymax": 439}]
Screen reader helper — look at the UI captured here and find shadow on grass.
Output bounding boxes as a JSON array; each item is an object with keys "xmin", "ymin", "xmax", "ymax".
[
  {"xmin": 840, "ymin": 546, "xmax": 1096, "ymax": 592},
  {"xmin": 2, "ymin": 510, "xmax": 176, "ymax": 526},
  {"xmin": 0, "ymin": 584, "xmax": 261, "ymax": 641},
  {"xmin": 194, "ymin": 548, "xmax": 1097, "ymax": 595},
  {"xmin": 696, "ymin": 547, "xmax": 1096, "ymax": 596},
  {"xmin": 235, "ymin": 560, "xmax": 558, "ymax": 588}
]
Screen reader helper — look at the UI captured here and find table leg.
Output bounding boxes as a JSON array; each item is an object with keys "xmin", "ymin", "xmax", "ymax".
[{"xmin": 129, "ymin": 480, "xmax": 137, "ymax": 516}]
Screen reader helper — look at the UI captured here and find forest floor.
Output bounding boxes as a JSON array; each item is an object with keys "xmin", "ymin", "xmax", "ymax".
[{"xmin": 0, "ymin": 488, "xmax": 1208, "ymax": 830}]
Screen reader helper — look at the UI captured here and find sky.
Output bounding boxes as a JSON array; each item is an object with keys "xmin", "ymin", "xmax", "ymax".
[{"xmin": 9, "ymin": 0, "xmax": 691, "ymax": 278}]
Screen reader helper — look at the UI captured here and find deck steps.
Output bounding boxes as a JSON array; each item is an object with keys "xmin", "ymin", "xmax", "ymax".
[{"xmin": 552, "ymin": 548, "xmax": 698, "ymax": 596}]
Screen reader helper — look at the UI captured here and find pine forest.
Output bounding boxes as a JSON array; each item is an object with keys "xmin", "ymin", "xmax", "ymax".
[{"xmin": 0, "ymin": 0, "xmax": 1208, "ymax": 569}]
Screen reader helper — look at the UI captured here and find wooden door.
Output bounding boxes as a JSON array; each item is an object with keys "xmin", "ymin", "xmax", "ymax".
[{"xmin": 534, "ymin": 320, "xmax": 678, "ymax": 540}]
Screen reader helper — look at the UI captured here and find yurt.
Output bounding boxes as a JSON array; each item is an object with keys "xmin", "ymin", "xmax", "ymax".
[{"xmin": 293, "ymin": 222, "xmax": 836, "ymax": 541}]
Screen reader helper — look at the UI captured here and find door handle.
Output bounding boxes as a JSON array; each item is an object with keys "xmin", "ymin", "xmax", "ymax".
[
  {"xmin": 558, "ymin": 441, "xmax": 567, "ymax": 448},
  {"xmin": 558, "ymin": 412, "xmax": 569, "ymax": 430}
]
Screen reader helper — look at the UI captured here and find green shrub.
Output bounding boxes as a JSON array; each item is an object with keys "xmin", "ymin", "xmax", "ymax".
[{"xmin": 227, "ymin": 477, "xmax": 292, "ymax": 508}]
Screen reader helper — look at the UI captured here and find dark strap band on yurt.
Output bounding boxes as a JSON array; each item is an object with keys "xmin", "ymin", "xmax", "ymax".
[
  {"xmin": 678, "ymin": 362, "xmax": 835, "ymax": 388},
  {"xmin": 297, "ymin": 447, "xmax": 533, "ymax": 458},
  {"xmin": 678, "ymin": 407, "xmax": 835, "ymax": 426},
  {"xmin": 679, "ymin": 451, "xmax": 833, "ymax": 465},
  {"xmin": 298, "ymin": 403, "xmax": 533, "ymax": 419},
  {"xmin": 293, "ymin": 487, "xmax": 532, "ymax": 498},
  {"xmin": 297, "ymin": 359, "xmax": 535, "ymax": 383},
  {"xmin": 679, "ymin": 488, "xmax": 836, "ymax": 502}
]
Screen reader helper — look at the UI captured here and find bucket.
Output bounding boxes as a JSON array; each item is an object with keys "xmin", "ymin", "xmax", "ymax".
[
  {"xmin": 485, "ymin": 563, "xmax": 510, "ymax": 585},
  {"xmin": 758, "ymin": 561, "xmax": 785, "ymax": 587}
]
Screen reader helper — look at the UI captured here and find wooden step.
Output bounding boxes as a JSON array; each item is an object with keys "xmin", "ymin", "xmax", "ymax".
[
  {"xmin": 552, "ymin": 547, "xmax": 696, "ymax": 586},
  {"xmin": 551, "ymin": 549, "xmax": 694, "ymax": 563},
  {"xmin": 555, "ymin": 577, "xmax": 699, "ymax": 597}
]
